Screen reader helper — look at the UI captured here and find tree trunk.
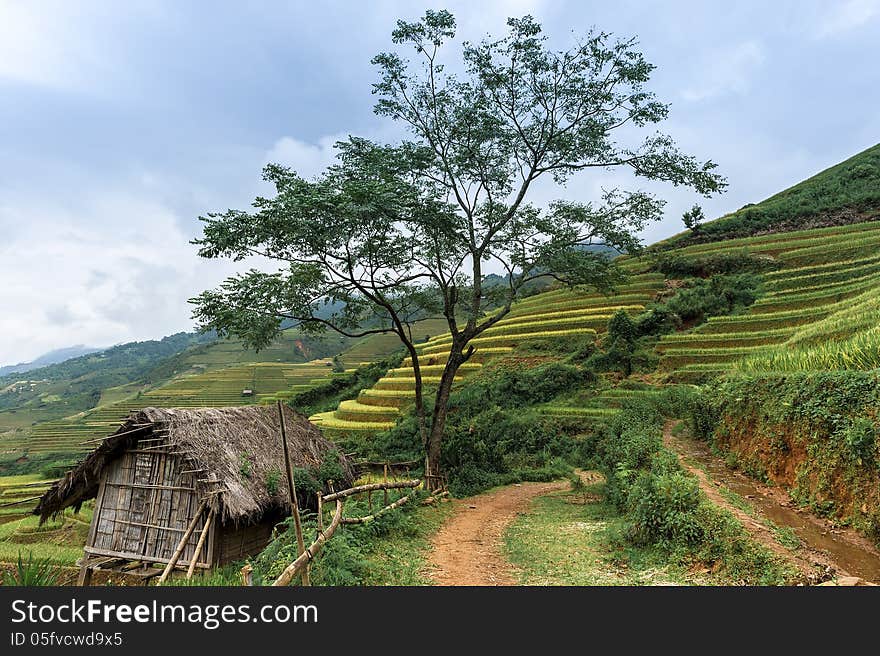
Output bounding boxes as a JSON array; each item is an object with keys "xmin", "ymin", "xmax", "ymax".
[
  {"xmin": 403, "ymin": 340, "xmax": 428, "ymax": 448},
  {"xmin": 425, "ymin": 344, "xmax": 467, "ymax": 490}
]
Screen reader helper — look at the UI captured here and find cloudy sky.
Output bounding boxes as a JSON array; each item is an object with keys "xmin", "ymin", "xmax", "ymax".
[{"xmin": 1, "ymin": 0, "xmax": 878, "ymax": 366}]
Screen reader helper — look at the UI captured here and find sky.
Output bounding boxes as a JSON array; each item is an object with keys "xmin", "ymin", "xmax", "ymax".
[{"xmin": 1, "ymin": 0, "xmax": 879, "ymax": 366}]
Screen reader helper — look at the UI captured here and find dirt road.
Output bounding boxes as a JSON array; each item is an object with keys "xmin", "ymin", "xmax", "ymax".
[{"xmin": 426, "ymin": 480, "xmax": 568, "ymax": 585}]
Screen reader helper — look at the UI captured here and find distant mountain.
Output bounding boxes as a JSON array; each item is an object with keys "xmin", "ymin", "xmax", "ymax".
[{"xmin": 0, "ymin": 345, "xmax": 104, "ymax": 377}]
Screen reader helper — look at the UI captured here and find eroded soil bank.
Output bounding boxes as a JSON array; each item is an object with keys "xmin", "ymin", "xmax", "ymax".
[{"xmin": 665, "ymin": 421, "xmax": 880, "ymax": 584}]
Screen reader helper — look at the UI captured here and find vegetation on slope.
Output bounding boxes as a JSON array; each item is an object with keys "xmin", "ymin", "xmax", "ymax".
[
  {"xmin": 689, "ymin": 373, "xmax": 880, "ymax": 544},
  {"xmin": 665, "ymin": 142, "xmax": 880, "ymax": 245}
]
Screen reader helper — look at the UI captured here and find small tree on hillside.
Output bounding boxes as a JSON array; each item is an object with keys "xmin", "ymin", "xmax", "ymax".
[
  {"xmin": 682, "ymin": 204, "xmax": 705, "ymax": 234},
  {"xmin": 190, "ymin": 11, "xmax": 725, "ymax": 486},
  {"xmin": 604, "ymin": 310, "xmax": 638, "ymax": 377}
]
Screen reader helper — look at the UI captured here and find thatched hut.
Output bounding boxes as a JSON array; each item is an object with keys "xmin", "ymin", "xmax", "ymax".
[{"xmin": 34, "ymin": 405, "xmax": 353, "ymax": 583}]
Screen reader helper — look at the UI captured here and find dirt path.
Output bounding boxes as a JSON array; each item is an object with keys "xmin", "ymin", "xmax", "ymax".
[
  {"xmin": 426, "ymin": 480, "xmax": 568, "ymax": 586},
  {"xmin": 663, "ymin": 420, "xmax": 880, "ymax": 585}
]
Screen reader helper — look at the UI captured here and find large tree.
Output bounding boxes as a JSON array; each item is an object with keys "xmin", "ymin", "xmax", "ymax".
[{"xmin": 190, "ymin": 11, "xmax": 725, "ymax": 486}]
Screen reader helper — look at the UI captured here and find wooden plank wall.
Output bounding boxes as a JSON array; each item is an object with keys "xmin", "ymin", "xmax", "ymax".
[{"xmin": 88, "ymin": 441, "xmax": 212, "ymax": 567}]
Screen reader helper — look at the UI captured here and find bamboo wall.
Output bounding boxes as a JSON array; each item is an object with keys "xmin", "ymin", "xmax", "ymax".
[
  {"xmin": 85, "ymin": 446, "xmax": 213, "ymax": 568},
  {"xmin": 214, "ymin": 518, "xmax": 277, "ymax": 564}
]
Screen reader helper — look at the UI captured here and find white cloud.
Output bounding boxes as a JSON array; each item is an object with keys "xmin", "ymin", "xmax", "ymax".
[
  {"xmin": 681, "ymin": 41, "xmax": 765, "ymax": 102},
  {"xmin": 0, "ymin": 1, "xmax": 103, "ymax": 90},
  {"xmin": 815, "ymin": 0, "xmax": 880, "ymax": 38},
  {"xmin": 0, "ymin": 190, "xmax": 244, "ymax": 366}
]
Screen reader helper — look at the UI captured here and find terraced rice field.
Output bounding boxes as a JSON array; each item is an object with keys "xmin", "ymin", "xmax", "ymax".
[
  {"xmin": 0, "ymin": 319, "xmax": 454, "ymax": 459},
  {"xmin": 534, "ymin": 384, "xmax": 665, "ymax": 427},
  {"xmin": 0, "ymin": 361, "xmax": 344, "ymax": 457},
  {"xmin": 311, "ymin": 273, "xmax": 667, "ymax": 434},
  {"xmin": 0, "ymin": 475, "xmax": 92, "ymax": 564},
  {"xmin": 655, "ymin": 221, "xmax": 880, "ymax": 382}
]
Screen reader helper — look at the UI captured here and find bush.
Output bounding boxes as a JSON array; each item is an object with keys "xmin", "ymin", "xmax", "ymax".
[
  {"xmin": 664, "ymin": 273, "xmax": 761, "ymax": 325},
  {"xmin": 687, "ymin": 389, "xmax": 722, "ymax": 441},
  {"xmin": 442, "ymin": 409, "xmax": 579, "ymax": 495},
  {"xmin": 653, "ymin": 249, "xmax": 779, "ymax": 277},
  {"xmin": 837, "ymin": 416, "xmax": 878, "ymax": 466},
  {"xmin": 449, "ymin": 362, "xmax": 595, "ymax": 415},
  {"xmin": 633, "ymin": 307, "xmax": 680, "ymax": 337},
  {"xmin": 627, "ymin": 471, "xmax": 703, "ymax": 547}
]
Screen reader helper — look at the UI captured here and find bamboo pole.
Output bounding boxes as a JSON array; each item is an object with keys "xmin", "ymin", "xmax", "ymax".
[
  {"xmin": 277, "ymin": 400, "xmax": 309, "ymax": 586},
  {"xmin": 157, "ymin": 499, "xmax": 207, "ymax": 584},
  {"xmin": 323, "ymin": 479, "xmax": 421, "ymax": 502},
  {"xmin": 0, "ymin": 495, "xmax": 41, "ymax": 508},
  {"xmin": 185, "ymin": 509, "xmax": 214, "ymax": 579},
  {"xmin": 341, "ymin": 493, "xmax": 413, "ymax": 525},
  {"xmin": 272, "ymin": 499, "xmax": 343, "ymax": 586},
  {"xmin": 316, "ymin": 492, "xmax": 324, "ymax": 533}
]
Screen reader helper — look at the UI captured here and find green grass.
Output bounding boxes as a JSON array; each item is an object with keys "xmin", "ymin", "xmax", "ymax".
[
  {"xmin": 504, "ymin": 485, "xmax": 701, "ymax": 585},
  {"xmin": 357, "ymin": 502, "xmax": 453, "ymax": 585}
]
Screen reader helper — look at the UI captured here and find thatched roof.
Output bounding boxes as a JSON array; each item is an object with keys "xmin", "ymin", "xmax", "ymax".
[{"xmin": 34, "ymin": 406, "xmax": 354, "ymax": 523}]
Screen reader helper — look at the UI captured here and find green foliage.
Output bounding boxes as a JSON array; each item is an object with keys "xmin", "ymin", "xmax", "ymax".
[
  {"xmin": 633, "ymin": 306, "xmax": 680, "ymax": 337},
  {"xmin": 593, "ymin": 398, "xmax": 793, "ymax": 583},
  {"xmin": 664, "ymin": 273, "xmax": 762, "ymax": 324},
  {"xmin": 653, "ymin": 249, "xmax": 779, "ymax": 277},
  {"xmin": 265, "ymin": 469, "xmax": 281, "ymax": 496},
  {"xmin": 239, "ymin": 456, "xmax": 252, "ymax": 479},
  {"xmin": 0, "ymin": 452, "xmax": 73, "ymax": 477},
  {"xmin": 668, "ymin": 143, "xmax": 880, "ymax": 244},
  {"xmin": 686, "ymin": 389, "xmax": 722, "ymax": 441},
  {"xmin": 449, "ymin": 362, "xmax": 595, "ymax": 415},
  {"xmin": 627, "ymin": 471, "xmax": 703, "ymax": 547},
  {"xmin": 518, "ymin": 334, "xmax": 597, "ymax": 364},
  {"xmin": 442, "ymin": 409, "xmax": 580, "ymax": 495},
  {"xmin": 289, "ymin": 355, "xmax": 403, "ymax": 416},
  {"xmin": 602, "ymin": 310, "xmax": 638, "ymax": 376},
  {"xmin": 699, "ymin": 371, "xmax": 880, "ymax": 540},
  {"xmin": 252, "ymin": 494, "xmax": 431, "ymax": 585},
  {"xmin": 2, "ymin": 551, "xmax": 61, "ymax": 586},
  {"xmin": 840, "ymin": 417, "xmax": 878, "ymax": 466},
  {"xmin": 681, "ymin": 204, "xmax": 705, "ymax": 233}
]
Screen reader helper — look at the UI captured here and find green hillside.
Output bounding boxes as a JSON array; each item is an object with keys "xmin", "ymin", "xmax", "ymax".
[
  {"xmin": 0, "ymin": 319, "xmax": 448, "ymax": 469},
  {"xmin": 662, "ymin": 143, "xmax": 880, "ymax": 246}
]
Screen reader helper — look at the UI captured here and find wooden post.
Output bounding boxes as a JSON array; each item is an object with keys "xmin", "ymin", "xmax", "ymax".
[
  {"xmin": 185, "ymin": 508, "xmax": 214, "ymax": 580},
  {"xmin": 77, "ymin": 561, "xmax": 93, "ymax": 586},
  {"xmin": 278, "ymin": 400, "xmax": 310, "ymax": 586},
  {"xmin": 158, "ymin": 499, "xmax": 207, "ymax": 584},
  {"xmin": 316, "ymin": 492, "xmax": 324, "ymax": 533},
  {"xmin": 383, "ymin": 463, "xmax": 389, "ymax": 506}
]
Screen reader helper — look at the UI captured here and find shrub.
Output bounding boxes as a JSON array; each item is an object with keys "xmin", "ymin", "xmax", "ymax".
[
  {"xmin": 627, "ymin": 471, "xmax": 703, "ymax": 547},
  {"xmin": 664, "ymin": 273, "xmax": 762, "ymax": 325},
  {"xmin": 687, "ymin": 389, "xmax": 722, "ymax": 441},
  {"xmin": 633, "ymin": 307, "xmax": 680, "ymax": 337},
  {"xmin": 653, "ymin": 249, "xmax": 779, "ymax": 277},
  {"xmin": 837, "ymin": 416, "xmax": 878, "ymax": 466},
  {"xmin": 265, "ymin": 469, "xmax": 281, "ymax": 496}
]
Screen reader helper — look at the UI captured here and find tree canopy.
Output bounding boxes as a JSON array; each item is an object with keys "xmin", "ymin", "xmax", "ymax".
[{"xmin": 191, "ymin": 10, "xmax": 726, "ymax": 481}]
